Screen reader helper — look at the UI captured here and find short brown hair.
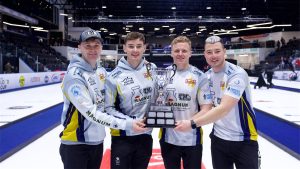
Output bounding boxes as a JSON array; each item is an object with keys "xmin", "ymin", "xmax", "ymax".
[
  {"xmin": 124, "ymin": 32, "xmax": 145, "ymax": 44},
  {"xmin": 171, "ymin": 36, "xmax": 192, "ymax": 49}
]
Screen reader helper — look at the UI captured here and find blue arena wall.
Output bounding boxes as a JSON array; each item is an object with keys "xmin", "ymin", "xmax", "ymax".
[
  {"xmin": 255, "ymin": 108, "xmax": 300, "ymax": 160},
  {"xmin": 0, "ymin": 103, "xmax": 63, "ymax": 162}
]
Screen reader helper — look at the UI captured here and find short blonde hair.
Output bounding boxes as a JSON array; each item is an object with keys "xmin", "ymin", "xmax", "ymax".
[{"xmin": 171, "ymin": 36, "xmax": 191, "ymax": 49}]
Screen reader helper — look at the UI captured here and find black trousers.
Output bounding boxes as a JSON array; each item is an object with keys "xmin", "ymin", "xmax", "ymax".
[
  {"xmin": 59, "ymin": 143, "xmax": 103, "ymax": 169},
  {"xmin": 210, "ymin": 134, "xmax": 259, "ymax": 169},
  {"xmin": 111, "ymin": 134, "xmax": 153, "ymax": 169},
  {"xmin": 160, "ymin": 141, "xmax": 203, "ymax": 169}
]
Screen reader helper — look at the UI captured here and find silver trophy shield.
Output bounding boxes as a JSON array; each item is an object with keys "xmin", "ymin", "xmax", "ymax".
[{"xmin": 145, "ymin": 63, "xmax": 177, "ymax": 128}]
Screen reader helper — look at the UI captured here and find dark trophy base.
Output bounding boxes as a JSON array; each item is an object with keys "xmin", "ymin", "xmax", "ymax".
[{"xmin": 145, "ymin": 105, "xmax": 176, "ymax": 128}]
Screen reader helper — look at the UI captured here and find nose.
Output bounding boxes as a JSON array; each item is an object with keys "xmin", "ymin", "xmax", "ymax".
[{"xmin": 133, "ymin": 46, "xmax": 138, "ymax": 52}]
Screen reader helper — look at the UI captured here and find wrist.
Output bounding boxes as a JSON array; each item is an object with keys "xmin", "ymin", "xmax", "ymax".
[{"xmin": 190, "ymin": 119, "xmax": 197, "ymax": 129}]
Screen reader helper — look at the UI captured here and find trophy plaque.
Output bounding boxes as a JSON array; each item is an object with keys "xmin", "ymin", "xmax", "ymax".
[{"xmin": 145, "ymin": 64, "xmax": 177, "ymax": 128}]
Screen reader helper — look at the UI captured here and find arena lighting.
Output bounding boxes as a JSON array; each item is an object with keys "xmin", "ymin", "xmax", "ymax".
[
  {"xmin": 162, "ymin": 25, "xmax": 170, "ymax": 27},
  {"xmin": 59, "ymin": 13, "xmax": 68, "ymax": 16},
  {"xmin": 171, "ymin": 6, "xmax": 176, "ymax": 10},
  {"xmin": 125, "ymin": 25, "xmax": 133, "ymax": 27},
  {"xmin": 34, "ymin": 29, "xmax": 49, "ymax": 32},
  {"xmin": 139, "ymin": 27, "xmax": 144, "ymax": 30},
  {"xmin": 136, "ymin": 5, "xmax": 141, "ymax": 9},
  {"xmin": 229, "ymin": 24, "xmax": 292, "ymax": 32},
  {"xmin": 213, "ymin": 32, "xmax": 238, "ymax": 36},
  {"xmin": 241, "ymin": 7, "xmax": 247, "ymax": 11},
  {"xmin": 3, "ymin": 22, "xmax": 29, "ymax": 28},
  {"xmin": 206, "ymin": 6, "xmax": 212, "ymax": 10},
  {"xmin": 247, "ymin": 22, "xmax": 272, "ymax": 27},
  {"xmin": 154, "ymin": 28, "xmax": 160, "ymax": 31},
  {"xmin": 102, "ymin": 6, "xmax": 107, "ymax": 9},
  {"xmin": 68, "ymin": 17, "xmax": 72, "ymax": 20}
]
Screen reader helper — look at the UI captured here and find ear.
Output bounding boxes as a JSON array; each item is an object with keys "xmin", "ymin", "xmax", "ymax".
[{"xmin": 123, "ymin": 44, "xmax": 126, "ymax": 53}]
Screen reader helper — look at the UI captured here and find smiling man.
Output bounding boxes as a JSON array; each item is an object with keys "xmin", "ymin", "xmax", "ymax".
[
  {"xmin": 159, "ymin": 36, "xmax": 212, "ymax": 169},
  {"xmin": 176, "ymin": 35, "xmax": 259, "ymax": 169},
  {"xmin": 105, "ymin": 32, "xmax": 156, "ymax": 169}
]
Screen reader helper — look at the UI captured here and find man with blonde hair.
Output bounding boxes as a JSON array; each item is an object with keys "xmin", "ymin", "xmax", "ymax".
[{"xmin": 160, "ymin": 36, "xmax": 212, "ymax": 169}]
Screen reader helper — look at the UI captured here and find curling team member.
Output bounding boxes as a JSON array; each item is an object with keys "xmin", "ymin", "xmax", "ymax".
[
  {"xmin": 105, "ymin": 32, "xmax": 156, "ymax": 169},
  {"xmin": 160, "ymin": 36, "xmax": 212, "ymax": 169}
]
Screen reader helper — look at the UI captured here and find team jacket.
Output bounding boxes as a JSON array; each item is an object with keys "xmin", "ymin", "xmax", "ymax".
[
  {"xmin": 105, "ymin": 56, "xmax": 156, "ymax": 136},
  {"xmin": 60, "ymin": 55, "xmax": 133, "ymax": 145},
  {"xmin": 206, "ymin": 61, "xmax": 258, "ymax": 141},
  {"xmin": 159, "ymin": 65, "xmax": 212, "ymax": 146}
]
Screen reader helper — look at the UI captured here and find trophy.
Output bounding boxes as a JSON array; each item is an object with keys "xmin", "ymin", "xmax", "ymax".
[{"xmin": 145, "ymin": 63, "xmax": 177, "ymax": 128}]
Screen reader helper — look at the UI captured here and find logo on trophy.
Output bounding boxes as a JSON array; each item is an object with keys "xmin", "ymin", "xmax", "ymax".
[{"xmin": 145, "ymin": 63, "xmax": 177, "ymax": 127}]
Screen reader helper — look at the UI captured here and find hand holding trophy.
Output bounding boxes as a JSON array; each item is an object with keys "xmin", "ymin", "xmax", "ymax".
[{"xmin": 145, "ymin": 63, "xmax": 177, "ymax": 127}]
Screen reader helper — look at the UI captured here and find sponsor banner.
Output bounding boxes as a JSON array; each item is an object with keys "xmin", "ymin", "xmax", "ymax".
[
  {"xmin": 273, "ymin": 71, "xmax": 300, "ymax": 81},
  {"xmin": 0, "ymin": 71, "xmax": 65, "ymax": 92},
  {"xmin": 100, "ymin": 149, "xmax": 206, "ymax": 169}
]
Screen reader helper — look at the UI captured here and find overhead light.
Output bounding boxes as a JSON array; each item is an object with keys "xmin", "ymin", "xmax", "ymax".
[
  {"xmin": 206, "ymin": 6, "xmax": 212, "ymax": 10},
  {"xmin": 154, "ymin": 28, "xmax": 160, "ymax": 31},
  {"xmin": 241, "ymin": 7, "xmax": 247, "ymax": 11},
  {"xmin": 136, "ymin": 5, "xmax": 141, "ymax": 9},
  {"xmin": 108, "ymin": 15, "xmax": 113, "ymax": 17},
  {"xmin": 199, "ymin": 28, "xmax": 207, "ymax": 31},
  {"xmin": 126, "ymin": 25, "xmax": 133, "ymax": 27},
  {"xmin": 198, "ymin": 16, "xmax": 202, "ymax": 19},
  {"xmin": 34, "ymin": 29, "xmax": 49, "ymax": 32},
  {"xmin": 3, "ymin": 22, "xmax": 29, "ymax": 28},
  {"xmin": 213, "ymin": 32, "xmax": 239, "ymax": 36},
  {"xmin": 59, "ymin": 13, "xmax": 68, "ymax": 16},
  {"xmin": 184, "ymin": 28, "xmax": 190, "ymax": 31},
  {"xmin": 139, "ymin": 27, "xmax": 144, "ymax": 30},
  {"xmin": 102, "ymin": 6, "xmax": 107, "ymax": 9},
  {"xmin": 171, "ymin": 6, "xmax": 176, "ymax": 10},
  {"xmin": 232, "ymin": 26, "xmax": 237, "ymax": 28},
  {"xmin": 169, "ymin": 28, "xmax": 175, "ymax": 30},
  {"xmin": 109, "ymin": 33, "xmax": 117, "ymax": 36},
  {"xmin": 68, "ymin": 17, "xmax": 72, "ymax": 20},
  {"xmin": 198, "ymin": 26, "xmax": 206, "ymax": 28},
  {"xmin": 126, "ymin": 30, "xmax": 131, "ymax": 33},
  {"xmin": 247, "ymin": 22, "xmax": 272, "ymax": 27},
  {"xmin": 162, "ymin": 25, "xmax": 170, "ymax": 28},
  {"xmin": 226, "ymin": 16, "xmax": 230, "ymax": 19}
]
